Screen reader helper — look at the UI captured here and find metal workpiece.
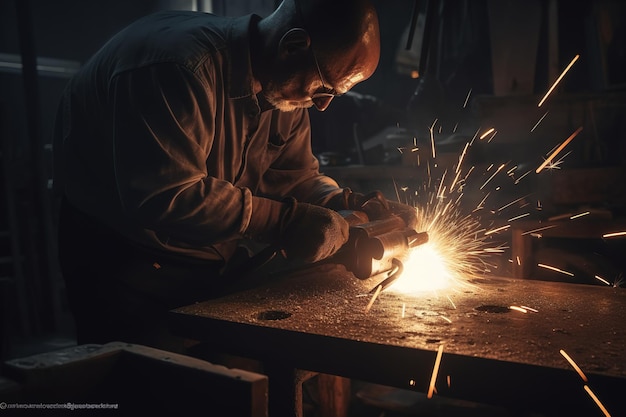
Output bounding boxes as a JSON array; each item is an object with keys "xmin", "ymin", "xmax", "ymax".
[{"xmin": 171, "ymin": 263, "xmax": 626, "ymax": 416}]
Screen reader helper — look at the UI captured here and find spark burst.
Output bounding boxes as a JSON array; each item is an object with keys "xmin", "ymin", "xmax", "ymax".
[
  {"xmin": 380, "ymin": 50, "xmax": 591, "ymax": 297},
  {"xmin": 387, "ymin": 157, "xmax": 507, "ymax": 294}
]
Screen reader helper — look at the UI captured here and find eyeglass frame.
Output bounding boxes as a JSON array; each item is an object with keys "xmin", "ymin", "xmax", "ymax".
[
  {"xmin": 292, "ymin": 0, "xmax": 343, "ymax": 102},
  {"xmin": 310, "ymin": 46, "xmax": 343, "ymax": 100}
]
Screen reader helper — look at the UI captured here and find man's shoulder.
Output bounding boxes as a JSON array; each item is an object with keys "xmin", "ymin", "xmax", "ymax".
[{"xmin": 107, "ymin": 10, "xmax": 234, "ymax": 73}]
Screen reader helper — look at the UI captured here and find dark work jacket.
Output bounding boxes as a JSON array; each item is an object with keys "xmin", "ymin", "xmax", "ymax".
[{"xmin": 53, "ymin": 10, "xmax": 342, "ymax": 262}]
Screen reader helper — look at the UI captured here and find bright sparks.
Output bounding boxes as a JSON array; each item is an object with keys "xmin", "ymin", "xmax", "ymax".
[
  {"xmin": 536, "ymin": 127, "xmax": 583, "ymax": 173},
  {"xmin": 584, "ymin": 385, "xmax": 612, "ymax": 417},
  {"xmin": 391, "ymin": 244, "xmax": 452, "ymax": 292},
  {"xmin": 365, "ymin": 284, "xmax": 382, "ymax": 313},
  {"xmin": 603, "ymin": 231, "xmax": 626, "ymax": 238},
  {"xmin": 386, "ymin": 142, "xmax": 505, "ymax": 295},
  {"xmin": 538, "ymin": 263, "xmax": 575, "ymax": 277},
  {"xmin": 570, "ymin": 211, "xmax": 590, "ymax": 219},
  {"xmin": 388, "ymin": 201, "xmax": 503, "ymax": 294},
  {"xmin": 594, "ymin": 275, "xmax": 611, "ymax": 286},
  {"xmin": 382, "ymin": 44, "xmax": 579, "ymax": 303},
  {"xmin": 538, "ymin": 54, "xmax": 580, "ymax": 107},
  {"xmin": 479, "ymin": 127, "xmax": 495, "ymax": 140},
  {"xmin": 531, "ymin": 111, "xmax": 549, "ymax": 132},
  {"xmin": 427, "ymin": 344, "xmax": 445, "ymax": 399},
  {"xmin": 559, "ymin": 349, "xmax": 588, "ymax": 382}
]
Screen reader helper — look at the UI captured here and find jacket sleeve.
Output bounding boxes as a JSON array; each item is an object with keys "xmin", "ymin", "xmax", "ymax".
[{"xmin": 110, "ymin": 63, "xmax": 262, "ymax": 246}]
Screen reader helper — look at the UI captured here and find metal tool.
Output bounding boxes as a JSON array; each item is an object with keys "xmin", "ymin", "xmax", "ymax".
[
  {"xmin": 222, "ymin": 209, "xmax": 428, "ymax": 294},
  {"xmin": 334, "ymin": 210, "xmax": 429, "ymax": 290}
]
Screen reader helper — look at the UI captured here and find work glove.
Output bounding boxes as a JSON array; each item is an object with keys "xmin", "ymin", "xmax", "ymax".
[
  {"xmin": 246, "ymin": 196, "xmax": 349, "ymax": 263},
  {"xmin": 386, "ymin": 200, "xmax": 418, "ymax": 230},
  {"xmin": 326, "ymin": 188, "xmax": 418, "ymax": 230}
]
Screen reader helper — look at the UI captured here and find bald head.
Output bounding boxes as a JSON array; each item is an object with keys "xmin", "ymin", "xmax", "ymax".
[
  {"xmin": 294, "ymin": 0, "xmax": 380, "ymax": 57},
  {"xmin": 254, "ymin": 0, "xmax": 380, "ymax": 111}
]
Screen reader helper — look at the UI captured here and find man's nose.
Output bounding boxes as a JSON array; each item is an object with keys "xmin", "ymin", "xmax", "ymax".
[{"xmin": 312, "ymin": 95, "xmax": 334, "ymax": 111}]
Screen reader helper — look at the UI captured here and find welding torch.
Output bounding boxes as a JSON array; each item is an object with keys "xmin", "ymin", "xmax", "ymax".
[
  {"xmin": 334, "ymin": 210, "xmax": 429, "ymax": 292},
  {"xmin": 222, "ymin": 199, "xmax": 428, "ymax": 294}
]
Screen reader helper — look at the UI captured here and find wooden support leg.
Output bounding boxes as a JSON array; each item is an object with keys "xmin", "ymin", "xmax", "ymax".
[{"xmin": 317, "ymin": 373, "xmax": 351, "ymax": 417}]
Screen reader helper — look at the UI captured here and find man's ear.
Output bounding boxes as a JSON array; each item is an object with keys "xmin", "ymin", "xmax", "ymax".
[{"xmin": 278, "ymin": 28, "xmax": 311, "ymax": 58}]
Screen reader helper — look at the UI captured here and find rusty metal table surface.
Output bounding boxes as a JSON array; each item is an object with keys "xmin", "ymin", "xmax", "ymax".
[{"xmin": 170, "ymin": 263, "xmax": 626, "ymax": 416}]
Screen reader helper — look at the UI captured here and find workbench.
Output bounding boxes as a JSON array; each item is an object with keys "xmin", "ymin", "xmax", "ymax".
[{"xmin": 170, "ymin": 262, "xmax": 626, "ymax": 417}]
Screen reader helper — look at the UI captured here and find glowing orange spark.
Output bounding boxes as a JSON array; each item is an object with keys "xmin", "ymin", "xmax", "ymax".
[
  {"xmin": 521, "ymin": 305, "xmax": 538, "ymax": 313},
  {"xmin": 498, "ymin": 194, "xmax": 532, "ymax": 212},
  {"xmin": 509, "ymin": 305, "xmax": 527, "ymax": 313},
  {"xmin": 446, "ymin": 295, "xmax": 456, "ymax": 309},
  {"xmin": 583, "ymin": 385, "xmax": 612, "ymax": 417},
  {"xmin": 603, "ymin": 231, "xmax": 626, "ymax": 238},
  {"xmin": 463, "ymin": 88, "xmax": 472, "ymax": 108},
  {"xmin": 424, "ymin": 211, "xmax": 440, "ymax": 232},
  {"xmin": 594, "ymin": 275, "xmax": 611, "ymax": 286},
  {"xmin": 429, "ymin": 119, "xmax": 438, "ymax": 159},
  {"xmin": 427, "ymin": 344, "xmax": 444, "ymax": 399},
  {"xmin": 470, "ymin": 128, "xmax": 480, "ymax": 145},
  {"xmin": 365, "ymin": 285, "xmax": 382, "ymax": 313},
  {"xmin": 437, "ymin": 170, "xmax": 448, "ymax": 199},
  {"xmin": 538, "ymin": 263, "xmax": 574, "ymax": 277},
  {"xmin": 401, "ymin": 303, "xmax": 406, "ymax": 318},
  {"xmin": 485, "ymin": 224, "xmax": 510, "ymax": 236},
  {"xmin": 446, "ymin": 375, "xmax": 451, "ymax": 388},
  {"xmin": 483, "ymin": 247, "xmax": 506, "ymax": 254},
  {"xmin": 479, "ymin": 127, "xmax": 495, "ymax": 140},
  {"xmin": 522, "ymin": 225, "xmax": 558, "ymax": 236},
  {"xmin": 538, "ymin": 54, "xmax": 580, "ymax": 107},
  {"xmin": 508, "ymin": 213, "xmax": 530, "ymax": 222},
  {"xmin": 440, "ymin": 316, "xmax": 452, "ymax": 323},
  {"xmin": 450, "ymin": 143, "xmax": 470, "ymax": 191},
  {"xmin": 536, "ymin": 126, "xmax": 583, "ymax": 173},
  {"xmin": 560, "ymin": 349, "xmax": 588, "ymax": 382},
  {"xmin": 531, "ymin": 111, "xmax": 549, "ymax": 132},
  {"xmin": 450, "ymin": 170, "xmax": 463, "ymax": 193},
  {"xmin": 480, "ymin": 163, "xmax": 506, "ymax": 190},
  {"xmin": 537, "ymin": 55, "xmax": 580, "ymax": 107},
  {"xmin": 545, "ymin": 150, "xmax": 572, "ymax": 170},
  {"xmin": 570, "ymin": 211, "xmax": 590, "ymax": 219},
  {"xmin": 474, "ymin": 192, "xmax": 490, "ymax": 212},
  {"xmin": 514, "ymin": 170, "xmax": 532, "ymax": 185}
]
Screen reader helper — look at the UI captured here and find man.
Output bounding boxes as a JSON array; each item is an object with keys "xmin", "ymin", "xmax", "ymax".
[{"xmin": 53, "ymin": 0, "xmax": 416, "ymax": 351}]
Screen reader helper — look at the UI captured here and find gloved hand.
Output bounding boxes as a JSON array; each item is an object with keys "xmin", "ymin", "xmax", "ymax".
[
  {"xmin": 326, "ymin": 188, "xmax": 418, "ymax": 229},
  {"xmin": 387, "ymin": 200, "xmax": 418, "ymax": 230},
  {"xmin": 246, "ymin": 196, "xmax": 349, "ymax": 263}
]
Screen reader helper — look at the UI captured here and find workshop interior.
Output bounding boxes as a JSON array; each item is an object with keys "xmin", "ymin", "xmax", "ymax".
[{"xmin": 1, "ymin": 0, "xmax": 625, "ymax": 416}]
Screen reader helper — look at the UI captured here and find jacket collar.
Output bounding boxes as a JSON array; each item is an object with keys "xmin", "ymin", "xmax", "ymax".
[{"xmin": 227, "ymin": 14, "xmax": 263, "ymax": 100}]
